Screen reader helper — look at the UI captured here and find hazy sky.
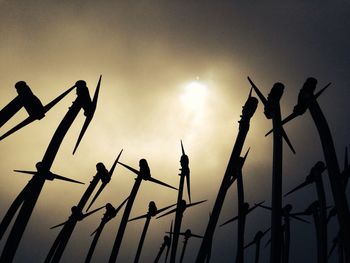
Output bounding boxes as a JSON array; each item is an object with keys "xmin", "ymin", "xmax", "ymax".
[{"xmin": 0, "ymin": 1, "xmax": 350, "ymax": 262}]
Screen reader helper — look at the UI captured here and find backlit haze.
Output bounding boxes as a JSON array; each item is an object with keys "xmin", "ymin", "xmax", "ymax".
[{"xmin": 0, "ymin": 1, "xmax": 350, "ymax": 262}]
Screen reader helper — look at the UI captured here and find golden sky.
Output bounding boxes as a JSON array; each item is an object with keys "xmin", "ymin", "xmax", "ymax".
[{"xmin": 0, "ymin": 1, "xmax": 350, "ymax": 262}]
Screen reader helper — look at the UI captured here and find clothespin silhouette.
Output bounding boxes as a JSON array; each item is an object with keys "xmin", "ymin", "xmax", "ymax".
[
  {"xmin": 129, "ymin": 201, "xmax": 177, "ymax": 263},
  {"xmin": 85, "ymin": 197, "xmax": 128, "ymax": 263},
  {"xmin": 108, "ymin": 158, "xmax": 177, "ymax": 263},
  {"xmin": 0, "ymin": 81, "xmax": 74, "ymax": 139}
]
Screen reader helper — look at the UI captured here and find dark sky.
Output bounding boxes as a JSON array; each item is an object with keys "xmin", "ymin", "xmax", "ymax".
[{"xmin": 0, "ymin": 1, "xmax": 350, "ymax": 262}]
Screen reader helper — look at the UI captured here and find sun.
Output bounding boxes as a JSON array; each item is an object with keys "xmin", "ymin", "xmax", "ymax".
[{"xmin": 180, "ymin": 80, "xmax": 209, "ymax": 111}]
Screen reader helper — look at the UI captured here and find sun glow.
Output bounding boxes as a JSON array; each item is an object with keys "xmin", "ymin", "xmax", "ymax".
[{"xmin": 180, "ymin": 80, "xmax": 209, "ymax": 111}]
